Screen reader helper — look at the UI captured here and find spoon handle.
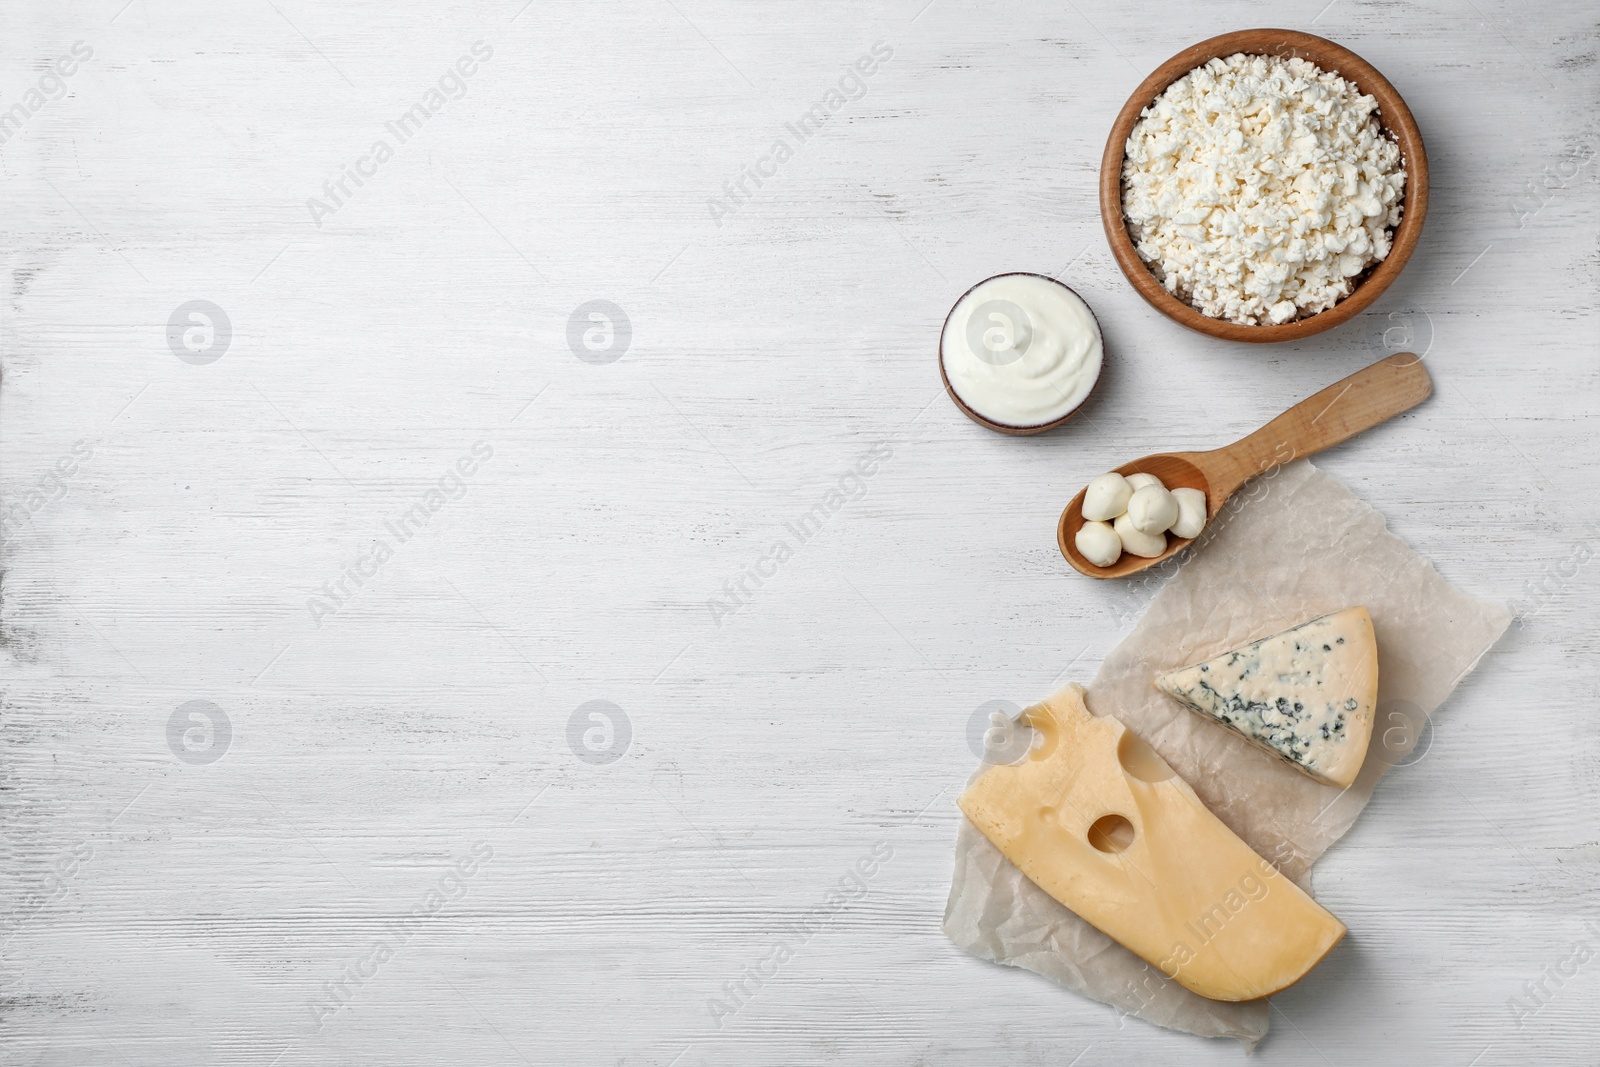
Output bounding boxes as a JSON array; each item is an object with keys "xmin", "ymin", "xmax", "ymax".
[{"xmin": 1207, "ymin": 352, "xmax": 1433, "ymax": 502}]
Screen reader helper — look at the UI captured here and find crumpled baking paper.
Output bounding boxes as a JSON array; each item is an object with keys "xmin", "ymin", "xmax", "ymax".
[{"xmin": 944, "ymin": 460, "xmax": 1512, "ymax": 1049}]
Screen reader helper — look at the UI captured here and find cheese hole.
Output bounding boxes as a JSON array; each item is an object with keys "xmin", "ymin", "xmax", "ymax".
[
  {"xmin": 1020, "ymin": 710, "xmax": 1059, "ymax": 761},
  {"xmin": 1088, "ymin": 814, "xmax": 1136, "ymax": 854},
  {"xmin": 1117, "ymin": 729, "xmax": 1176, "ymax": 783}
]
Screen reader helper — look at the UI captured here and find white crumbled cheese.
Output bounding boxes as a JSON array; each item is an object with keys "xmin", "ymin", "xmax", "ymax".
[{"xmin": 1122, "ymin": 53, "xmax": 1406, "ymax": 326}]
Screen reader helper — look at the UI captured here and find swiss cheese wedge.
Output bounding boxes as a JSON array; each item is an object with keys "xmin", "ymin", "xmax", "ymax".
[
  {"xmin": 1155, "ymin": 607, "xmax": 1379, "ymax": 788},
  {"xmin": 958, "ymin": 684, "xmax": 1345, "ymax": 1001}
]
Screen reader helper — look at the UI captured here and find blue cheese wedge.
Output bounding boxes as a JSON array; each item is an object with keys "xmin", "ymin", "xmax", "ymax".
[{"xmin": 1154, "ymin": 608, "xmax": 1379, "ymax": 788}]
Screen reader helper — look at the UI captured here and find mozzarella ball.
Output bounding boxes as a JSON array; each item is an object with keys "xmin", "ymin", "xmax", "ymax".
[
  {"xmin": 1170, "ymin": 487, "xmax": 1208, "ymax": 539},
  {"xmin": 1074, "ymin": 520, "xmax": 1123, "ymax": 567},
  {"xmin": 1081, "ymin": 472, "xmax": 1133, "ymax": 522},
  {"xmin": 1126, "ymin": 484, "xmax": 1179, "ymax": 535},
  {"xmin": 1125, "ymin": 472, "xmax": 1164, "ymax": 493},
  {"xmin": 1114, "ymin": 512, "xmax": 1168, "ymax": 557}
]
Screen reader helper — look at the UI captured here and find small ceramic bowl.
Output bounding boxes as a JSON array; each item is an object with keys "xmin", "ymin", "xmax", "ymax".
[
  {"xmin": 1101, "ymin": 29, "xmax": 1429, "ymax": 343},
  {"xmin": 938, "ymin": 272, "xmax": 1105, "ymax": 436}
]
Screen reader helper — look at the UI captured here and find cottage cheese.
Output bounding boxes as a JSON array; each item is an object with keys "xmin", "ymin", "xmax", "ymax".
[{"xmin": 1122, "ymin": 53, "xmax": 1405, "ymax": 326}]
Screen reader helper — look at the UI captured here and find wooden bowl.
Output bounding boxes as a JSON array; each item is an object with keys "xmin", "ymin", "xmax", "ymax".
[
  {"xmin": 1100, "ymin": 29, "xmax": 1428, "ymax": 343},
  {"xmin": 938, "ymin": 272, "xmax": 1105, "ymax": 436}
]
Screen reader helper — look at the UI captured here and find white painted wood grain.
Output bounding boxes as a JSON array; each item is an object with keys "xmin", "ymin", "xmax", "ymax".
[{"xmin": 1, "ymin": 0, "xmax": 1597, "ymax": 1063}]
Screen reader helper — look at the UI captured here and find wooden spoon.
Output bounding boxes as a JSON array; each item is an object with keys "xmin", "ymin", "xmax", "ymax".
[{"xmin": 1058, "ymin": 352, "xmax": 1433, "ymax": 578}]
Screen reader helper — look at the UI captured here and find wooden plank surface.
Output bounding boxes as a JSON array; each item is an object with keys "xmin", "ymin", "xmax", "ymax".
[{"xmin": 2, "ymin": 0, "xmax": 1596, "ymax": 1063}]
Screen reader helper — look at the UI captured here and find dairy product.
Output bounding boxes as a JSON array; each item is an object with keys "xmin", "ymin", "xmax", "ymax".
[
  {"xmin": 958, "ymin": 684, "xmax": 1346, "ymax": 1000},
  {"xmin": 1114, "ymin": 512, "xmax": 1166, "ymax": 558},
  {"xmin": 1122, "ymin": 53, "xmax": 1406, "ymax": 325},
  {"xmin": 941, "ymin": 274, "xmax": 1103, "ymax": 428},
  {"xmin": 1155, "ymin": 608, "xmax": 1379, "ymax": 788},
  {"xmin": 1074, "ymin": 470, "xmax": 1211, "ymax": 567},
  {"xmin": 1082, "ymin": 472, "xmax": 1133, "ymax": 522},
  {"xmin": 1075, "ymin": 520, "xmax": 1123, "ymax": 567},
  {"xmin": 1126, "ymin": 484, "xmax": 1179, "ymax": 535},
  {"xmin": 1125, "ymin": 473, "xmax": 1163, "ymax": 492},
  {"xmin": 1170, "ymin": 487, "xmax": 1208, "ymax": 539}
]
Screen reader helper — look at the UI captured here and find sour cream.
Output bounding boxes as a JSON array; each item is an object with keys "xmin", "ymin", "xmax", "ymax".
[{"xmin": 940, "ymin": 273, "xmax": 1103, "ymax": 429}]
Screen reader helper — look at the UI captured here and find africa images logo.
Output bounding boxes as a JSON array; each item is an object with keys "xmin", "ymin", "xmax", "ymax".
[
  {"xmin": 706, "ymin": 41, "xmax": 893, "ymax": 227},
  {"xmin": 306, "ymin": 442, "xmax": 493, "ymax": 628},
  {"xmin": 0, "ymin": 40, "xmax": 93, "ymax": 147},
  {"xmin": 304, "ymin": 41, "xmax": 494, "ymax": 227},
  {"xmin": 167, "ymin": 300, "xmax": 232, "ymax": 364},
  {"xmin": 705, "ymin": 439, "xmax": 895, "ymax": 627}
]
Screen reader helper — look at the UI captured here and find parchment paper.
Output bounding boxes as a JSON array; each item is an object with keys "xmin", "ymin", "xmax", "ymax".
[{"xmin": 944, "ymin": 460, "xmax": 1513, "ymax": 1049}]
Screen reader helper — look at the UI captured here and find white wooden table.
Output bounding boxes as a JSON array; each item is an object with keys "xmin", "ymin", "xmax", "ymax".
[{"xmin": 4, "ymin": 1, "xmax": 1596, "ymax": 1063}]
